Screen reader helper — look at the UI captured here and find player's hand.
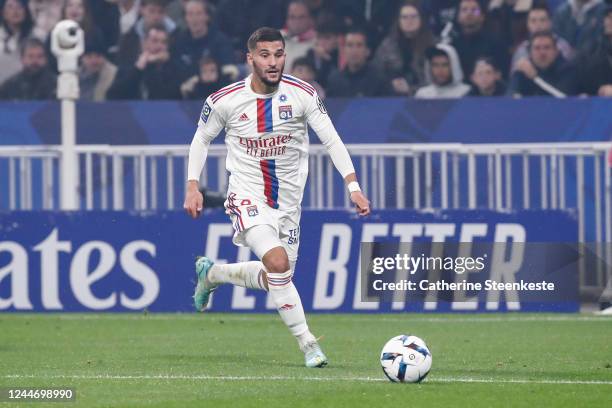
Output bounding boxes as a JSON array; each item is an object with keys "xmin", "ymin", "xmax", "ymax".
[
  {"xmin": 183, "ymin": 181, "xmax": 204, "ymax": 219},
  {"xmin": 350, "ymin": 191, "xmax": 371, "ymax": 216}
]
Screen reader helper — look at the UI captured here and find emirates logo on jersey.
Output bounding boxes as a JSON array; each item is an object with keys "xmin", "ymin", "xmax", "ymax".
[{"xmin": 238, "ymin": 134, "xmax": 293, "ymax": 158}]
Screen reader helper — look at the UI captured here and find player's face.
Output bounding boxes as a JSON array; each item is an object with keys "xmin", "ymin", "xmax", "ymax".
[{"xmin": 248, "ymin": 41, "xmax": 286, "ymax": 86}]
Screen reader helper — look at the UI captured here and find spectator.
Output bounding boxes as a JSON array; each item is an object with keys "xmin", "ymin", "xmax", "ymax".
[
  {"xmin": 365, "ymin": 0, "xmax": 404, "ymax": 45},
  {"xmin": 166, "ymin": 0, "xmax": 188, "ymax": 30},
  {"xmin": 116, "ymin": 0, "xmax": 176, "ymax": 67},
  {"xmin": 448, "ymin": 0, "xmax": 509, "ymax": 78},
  {"xmin": 28, "ymin": 0, "xmax": 62, "ymax": 41},
  {"xmin": 304, "ymin": 21, "xmax": 341, "ymax": 88},
  {"xmin": 575, "ymin": 6, "xmax": 612, "ymax": 96},
  {"xmin": 172, "ymin": 0, "xmax": 234, "ymax": 75},
  {"xmin": 487, "ymin": 0, "xmax": 533, "ymax": 55},
  {"xmin": 108, "ymin": 25, "xmax": 185, "ymax": 99},
  {"xmin": 314, "ymin": 0, "xmax": 367, "ymax": 29},
  {"xmin": 468, "ymin": 57, "xmax": 507, "ymax": 96},
  {"xmin": 511, "ymin": 5, "xmax": 574, "ymax": 71},
  {"xmin": 62, "ymin": 0, "xmax": 106, "ymax": 49},
  {"xmin": 373, "ymin": 1, "xmax": 435, "ymax": 96},
  {"xmin": 0, "ymin": 0, "xmax": 33, "ymax": 84},
  {"xmin": 111, "ymin": 0, "xmax": 142, "ymax": 36},
  {"xmin": 216, "ymin": 0, "xmax": 285, "ymax": 61},
  {"xmin": 415, "ymin": 44, "xmax": 471, "ymax": 98},
  {"xmin": 88, "ymin": 0, "xmax": 121, "ymax": 52},
  {"xmin": 553, "ymin": 0, "xmax": 606, "ymax": 50},
  {"xmin": 281, "ymin": 1, "xmax": 317, "ymax": 71},
  {"xmin": 422, "ymin": 0, "xmax": 458, "ymax": 35},
  {"xmin": 0, "ymin": 38, "xmax": 56, "ymax": 100},
  {"xmin": 326, "ymin": 28, "xmax": 391, "ymax": 97},
  {"xmin": 44, "ymin": 0, "xmax": 107, "ymax": 72},
  {"xmin": 180, "ymin": 56, "xmax": 230, "ymax": 99},
  {"xmin": 291, "ymin": 56, "xmax": 325, "ymax": 98},
  {"xmin": 509, "ymin": 31, "xmax": 576, "ymax": 96},
  {"xmin": 79, "ymin": 38, "xmax": 117, "ymax": 101}
]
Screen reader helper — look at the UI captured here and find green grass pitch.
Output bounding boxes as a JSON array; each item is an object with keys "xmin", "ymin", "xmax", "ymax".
[{"xmin": 1, "ymin": 313, "xmax": 611, "ymax": 407}]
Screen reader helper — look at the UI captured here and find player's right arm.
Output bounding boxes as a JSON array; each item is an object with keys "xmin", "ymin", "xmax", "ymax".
[{"xmin": 184, "ymin": 97, "xmax": 226, "ymax": 218}]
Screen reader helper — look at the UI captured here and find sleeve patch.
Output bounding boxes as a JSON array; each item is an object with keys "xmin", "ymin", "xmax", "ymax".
[{"xmin": 200, "ymin": 102, "xmax": 212, "ymax": 123}]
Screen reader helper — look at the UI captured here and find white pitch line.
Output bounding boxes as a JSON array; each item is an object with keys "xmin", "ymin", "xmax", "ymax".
[
  {"xmin": 7, "ymin": 314, "xmax": 611, "ymax": 323},
  {"xmin": 3, "ymin": 374, "xmax": 612, "ymax": 386}
]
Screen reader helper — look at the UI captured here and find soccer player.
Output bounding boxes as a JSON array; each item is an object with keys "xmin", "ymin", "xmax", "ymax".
[{"xmin": 183, "ymin": 27, "xmax": 370, "ymax": 368}]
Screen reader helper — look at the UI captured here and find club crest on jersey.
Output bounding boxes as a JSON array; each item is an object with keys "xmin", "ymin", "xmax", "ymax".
[
  {"xmin": 200, "ymin": 102, "xmax": 212, "ymax": 123},
  {"xmin": 247, "ymin": 205, "xmax": 259, "ymax": 217},
  {"xmin": 279, "ymin": 105, "xmax": 293, "ymax": 120}
]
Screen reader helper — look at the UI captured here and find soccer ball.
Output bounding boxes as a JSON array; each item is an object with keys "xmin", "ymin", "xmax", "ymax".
[{"xmin": 380, "ymin": 335, "xmax": 432, "ymax": 383}]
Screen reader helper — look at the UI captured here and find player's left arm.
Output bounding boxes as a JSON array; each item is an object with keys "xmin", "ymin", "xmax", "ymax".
[{"xmin": 306, "ymin": 92, "xmax": 370, "ymax": 216}]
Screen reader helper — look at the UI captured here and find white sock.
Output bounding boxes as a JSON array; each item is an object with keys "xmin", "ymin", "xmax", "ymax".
[
  {"xmin": 208, "ymin": 261, "xmax": 267, "ymax": 290},
  {"xmin": 267, "ymin": 269, "xmax": 316, "ymax": 350}
]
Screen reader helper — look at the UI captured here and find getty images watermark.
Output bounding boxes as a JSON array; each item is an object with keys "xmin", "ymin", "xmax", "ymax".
[{"xmin": 359, "ymin": 242, "xmax": 608, "ymax": 306}]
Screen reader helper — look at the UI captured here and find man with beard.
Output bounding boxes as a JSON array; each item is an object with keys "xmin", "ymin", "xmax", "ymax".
[
  {"xmin": 184, "ymin": 27, "xmax": 370, "ymax": 368},
  {"xmin": 0, "ymin": 38, "xmax": 55, "ymax": 100}
]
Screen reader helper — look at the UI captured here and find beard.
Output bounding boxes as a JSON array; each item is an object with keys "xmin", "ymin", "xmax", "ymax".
[
  {"xmin": 23, "ymin": 66, "xmax": 45, "ymax": 78},
  {"xmin": 253, "ymin": 63, "xmax": 284, "ymax": 87}
]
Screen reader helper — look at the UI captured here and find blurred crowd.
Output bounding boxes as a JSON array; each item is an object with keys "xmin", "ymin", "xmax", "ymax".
[{"xmin": 0, "ymin": 0, "xmax": 611, "ymax": 101}]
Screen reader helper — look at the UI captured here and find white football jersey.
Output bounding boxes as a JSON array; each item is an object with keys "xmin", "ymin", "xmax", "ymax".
[{"xmin": 196, "ymin": 73, "xmax": 335, "ymax": 211}]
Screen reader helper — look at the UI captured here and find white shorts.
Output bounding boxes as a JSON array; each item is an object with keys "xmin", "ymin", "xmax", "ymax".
[{"xmin": 224, "ymin": 192, "xmax": 301, "ymax": 262}]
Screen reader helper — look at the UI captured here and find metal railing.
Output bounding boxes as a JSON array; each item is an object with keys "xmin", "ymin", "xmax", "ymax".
[{"xmin": 1, "ymin": 142, "xmax": 611, "ymax": 294}]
